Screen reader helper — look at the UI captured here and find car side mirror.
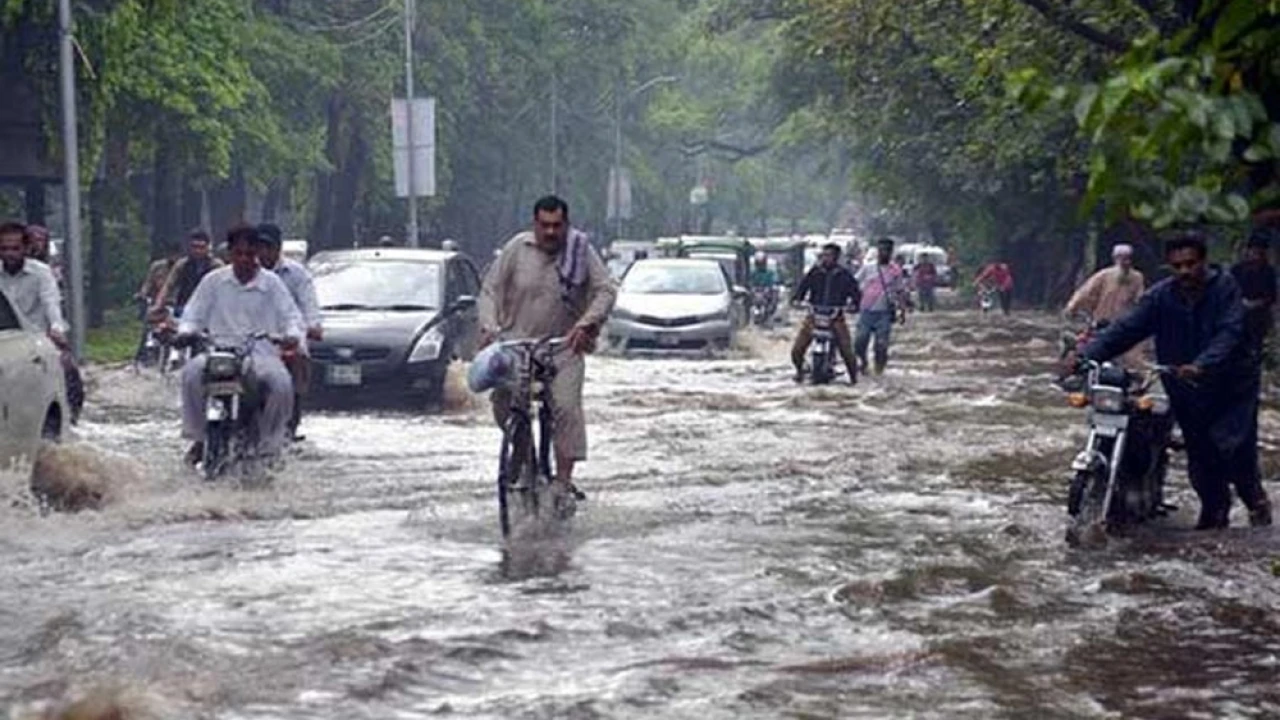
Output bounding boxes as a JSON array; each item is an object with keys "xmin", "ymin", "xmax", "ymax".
[
  {"xmin": 732, "ymin": 285, "xmax": 748, "ymax": 298},
  {"xmin": 452, "ymin": 295, "xmax": 477, "ymax": 312}
]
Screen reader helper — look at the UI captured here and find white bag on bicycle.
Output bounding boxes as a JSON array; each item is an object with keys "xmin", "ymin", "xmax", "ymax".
[{"xmin": 468, "ymin": 343, "xmax": 518, "ymax": 393}]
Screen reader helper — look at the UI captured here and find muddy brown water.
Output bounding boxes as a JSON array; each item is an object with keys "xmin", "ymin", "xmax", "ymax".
[{"xmin": 4, "ymin": 311, "xmax": 1279, "ymax": 719}]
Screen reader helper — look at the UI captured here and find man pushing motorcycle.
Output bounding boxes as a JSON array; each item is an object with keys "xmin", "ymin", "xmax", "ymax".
[
  {"xmin": 1066, "ymin": 231, "xmax": 1271, "ymax": 529},
  {"xmin": 174, "ymin": 225, "xmax": 303, "ymax": 467}
]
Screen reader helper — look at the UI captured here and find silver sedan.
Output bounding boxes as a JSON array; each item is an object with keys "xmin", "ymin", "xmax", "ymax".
[{"xmin": 606, "ymin": 259, "xmax": 740, "ymax": 352}]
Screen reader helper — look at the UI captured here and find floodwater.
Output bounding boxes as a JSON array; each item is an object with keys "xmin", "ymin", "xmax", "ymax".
[{"xmin": 4, "ymin": 310, "xmax": 1280, "ymax": 719}]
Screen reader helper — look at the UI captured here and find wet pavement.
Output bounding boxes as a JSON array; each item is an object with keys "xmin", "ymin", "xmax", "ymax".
[{"xmin": 3, "ymin": 310, "xmax": 1280, "ymax": 718}]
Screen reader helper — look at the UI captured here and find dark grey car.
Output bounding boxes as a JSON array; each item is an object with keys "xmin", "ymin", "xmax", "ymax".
[{"xmin": 306, "ymin": 248, "xmax": 481, "ymax": 408}]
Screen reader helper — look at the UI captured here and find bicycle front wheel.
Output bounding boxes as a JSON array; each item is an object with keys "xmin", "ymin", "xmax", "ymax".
[{"xmin": 497, "ymin": 415, "xmax": 536, "ymax": 537}]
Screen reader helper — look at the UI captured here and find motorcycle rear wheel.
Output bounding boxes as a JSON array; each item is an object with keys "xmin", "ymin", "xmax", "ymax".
[{"xmin": 203, "ymin": 421, "xmax": 229, "ymax": 482}]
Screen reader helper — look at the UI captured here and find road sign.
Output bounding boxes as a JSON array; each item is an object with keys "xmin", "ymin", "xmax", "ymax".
[
  {"xmin": 689, "ymin": 183, "xmax": 709, "ymax": 206},
  {"xmin": 391, "ymin": 97, "xmax": 436, "ymax": 198}
]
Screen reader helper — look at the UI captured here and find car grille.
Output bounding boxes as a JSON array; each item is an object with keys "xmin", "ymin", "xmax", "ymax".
[
  {"xmin": 311, "ymin": 346, "xmax": 392, "ymax": 362},
  {"xmin": 634, "ymin": 314, "xmax": 705, "ymax": 328}
]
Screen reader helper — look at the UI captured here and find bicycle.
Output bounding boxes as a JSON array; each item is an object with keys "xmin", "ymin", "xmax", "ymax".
[{"xmin": 493, "ymin": 336, "xmax": 571, "ymax": 537}]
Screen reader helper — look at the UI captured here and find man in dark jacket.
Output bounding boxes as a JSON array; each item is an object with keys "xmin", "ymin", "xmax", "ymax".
[
  {"xmin": 1076, "ymin": 231, "xmax": 1271, "ymax": 529},
  {"xmin": 151, "ymin": 228, "xmax": 222, "ymax": 321},
  {"xmin": 1230, "ymin": 228, "xmax": 1276, "ymax": 363},
  {"xmin": 791, "ymin": 243, "xmax": 861, "ymax": 384}
]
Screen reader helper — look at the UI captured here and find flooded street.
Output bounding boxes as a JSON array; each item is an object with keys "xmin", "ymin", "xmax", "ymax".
[{"xmin": 4, "ymin": 310, "xmax": 1280, "ymax": 719}]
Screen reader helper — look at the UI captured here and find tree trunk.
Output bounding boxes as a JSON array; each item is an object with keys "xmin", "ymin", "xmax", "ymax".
[
  {"xmin": 150, "ymin": 138, "xmax": 181, "ymax": 259},
  {"xmin": 310, "ymin": 93, "xmax": 344, "ymax": 250},
  {"xmin": 24, "ymin": 182, "xmax": 45, "ymax": 225},
  {"xmin": 88, "ymin": 180, "xmax": 106, "ymax": 328},
  {"xmin": 330, "ymin": 120, "xmax": 368, "ymax": 248}
]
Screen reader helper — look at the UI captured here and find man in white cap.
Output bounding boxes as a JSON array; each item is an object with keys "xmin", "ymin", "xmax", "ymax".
[{"xmin": 1065, "ymin": 243, "xmax": 1147, "ymax": 364}]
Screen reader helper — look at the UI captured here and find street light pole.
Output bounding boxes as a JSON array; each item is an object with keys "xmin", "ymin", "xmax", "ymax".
[
  {"xmin": 611, "ymin": 75, "xmax": 678, "ymax": 242},
  {"xmin": 57, "ymin": 0, "xmax": 85, "ymax": 356},
  {"xmin": 613, "ymin": 80, "xmax": 623, "ymax": 241},
  {"xmin": 402, "ymin": 0, "xmax": 419, "ymax": 247}
]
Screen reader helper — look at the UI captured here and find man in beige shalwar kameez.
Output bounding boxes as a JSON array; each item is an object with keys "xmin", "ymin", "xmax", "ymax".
[
  {"xmin": 479, "ymin": 195, "xmax": 617, "ymax": 498},
  {"xmin": 1065, "ymin": 243, "xmax": 1147, "ymax": 365}
]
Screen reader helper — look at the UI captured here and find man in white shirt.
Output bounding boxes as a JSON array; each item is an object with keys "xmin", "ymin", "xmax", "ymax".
[
  {"xmin": 256, "ymin": 223, "xmax": 322, "ymax": 439},
  {"xmin": 0, "ymin": 222, "xmax": 66, "ymax": 340},
  {"xmin": 177, "ymin": 225, "xmax": 303, "ymax": 464},
  {"xmin": 0, "ymin": 221, "xmax": 84, "ymax": 422}
]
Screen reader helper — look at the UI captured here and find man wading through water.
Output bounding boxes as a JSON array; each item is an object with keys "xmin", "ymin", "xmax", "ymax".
[
  {"xmin": 1072, "ymin": 231, "xmax": 1272, "ymax": 529},
  {"xmin": 479, "ymin": 195, "xmax": 617, "ymax": 501}
]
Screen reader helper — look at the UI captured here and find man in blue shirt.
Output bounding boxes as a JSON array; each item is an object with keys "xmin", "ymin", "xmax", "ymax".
[{"xmin": 1074, "ymin": 231, "xmax": 1271, "ymax": 529}]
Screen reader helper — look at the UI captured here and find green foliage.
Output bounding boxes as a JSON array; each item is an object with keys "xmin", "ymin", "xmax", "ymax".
[{"xmin": 1055, "ymin": 2, "xmax": 1280, "ymax": 227}]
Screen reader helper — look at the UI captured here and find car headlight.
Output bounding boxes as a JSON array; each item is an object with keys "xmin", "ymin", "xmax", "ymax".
[
  {"xmin": 706, "ymin": 309, "xmax": 731, "ymax": 322},
  {"xmin": 611, "ymin": 307, "xmax": 637, "ymax": 322},
  {"xmin": 408, "ymin": 327, "xmax": 445, "ymax": 363},
  {"xmin": 1090, "ymin": 385, "xmax": 1126, "ymax": 414}
]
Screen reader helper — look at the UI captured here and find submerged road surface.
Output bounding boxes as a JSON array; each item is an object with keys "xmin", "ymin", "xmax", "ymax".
[{"xmin": 3, "ymin": 311, "xmax": 1280, "ymax": 718}]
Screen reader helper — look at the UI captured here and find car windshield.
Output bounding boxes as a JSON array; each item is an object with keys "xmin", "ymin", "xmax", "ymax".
[
  {"xmin": 918, "ymin": 250, "xmax": 946, "ymax": 264},
  {"xmin": 313, "ymin": 260, "xmax": 442, "ymax": 310},
  {"xmin": 623, "ymin": 264, "xmax": 726, "ymax": 295}
]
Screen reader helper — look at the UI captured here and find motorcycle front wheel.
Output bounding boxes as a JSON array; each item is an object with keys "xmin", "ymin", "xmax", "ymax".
[
  {"xmin": 810, "ymin": 350, "xmax": 833, "ymax": 385},
  {"xmin": 1066, "ymin": 467, "xmax": 1108, "ymax": 547}
]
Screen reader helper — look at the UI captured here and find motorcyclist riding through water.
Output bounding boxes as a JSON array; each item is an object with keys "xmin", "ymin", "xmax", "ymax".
[
  {"xmin": 150, "ymin": 228, "xmax": 223, "ymax": 325},
  {"xmin": 790, "ymin": 242, "xmax": 861, "ymax": 384},
  {"xmin": 256, "ymin": 223, "xmax": 322, "ymax": 441},
  {"xmin": 174, "ymin": 225, "xmax": 303, "ymax": 467},
  {"xmin": 750, "ymin": 251, "xmax": 780, "ymax": 324}
]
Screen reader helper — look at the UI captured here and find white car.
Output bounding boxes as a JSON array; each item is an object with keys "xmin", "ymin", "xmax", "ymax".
[
  {"xmin": 607, "ymin": 259, "xmax": 741, "ymax": 352},
  {"xmin": 0, "ymin": 290, "xmax": 68, "ymax": 481}
]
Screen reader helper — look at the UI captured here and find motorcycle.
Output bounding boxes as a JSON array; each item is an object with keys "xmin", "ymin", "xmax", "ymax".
[
  {"xmin": 805, "ymin": 305, "xmax": 842, "ymax": 385},
  {"xmin": 1061, "ymin": 359, "xmax": 1175, "ymax": 546},
  {"xmin": 191, "ymin": 332, "xmax": 277, "ymax": 481},
  {"xmin": 751, "ymin": 286, "xmax": 778, "ymax": 327},
  {"xmin": 137, "ymin": 306, "xmax": 191, "ymax": 376},
  {"xmin": 978, "ymin": 285, "xmax": 996, "ymax": 315}
]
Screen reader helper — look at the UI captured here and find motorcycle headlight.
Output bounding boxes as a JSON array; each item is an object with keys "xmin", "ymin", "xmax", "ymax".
[
  {"xmin": 1090, "ymin": 385, "xmax": 1126, "ymax": 414},
  {"xmin": 408, "ymin": 327, "xmax": 445, "ymax": 363},
  {"xmin": 206, "ymin": 352, "xmax": 240, "ymax": 380}
]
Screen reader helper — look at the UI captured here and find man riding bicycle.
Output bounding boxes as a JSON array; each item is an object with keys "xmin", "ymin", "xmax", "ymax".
[
  {"xmin": 479, "ymin": 195, "xmax": 617, "ymax": 501},
  {"xmin": 790, "ymin": 243, "xmax": 860, "ymax": 384}
]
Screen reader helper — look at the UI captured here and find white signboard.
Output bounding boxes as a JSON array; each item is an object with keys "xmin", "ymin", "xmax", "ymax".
[
  {"xmin": 391, "ymin": 97, "xmax": 437, "ymax": 198},
  {"xmin": 607, "ymin": 166, "xmax": 633, "ymax": 220}
]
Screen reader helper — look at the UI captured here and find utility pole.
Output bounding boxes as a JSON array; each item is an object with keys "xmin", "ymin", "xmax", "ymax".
[
  {"xmin": 58, "ymin": 0, "xmax": 85, "ymax": 356},
  {"xmin": 402, "ymin": 0, "xmax": 419, "ymax": 247},
  {"xmin": 611, "ymin": 76, "xmax": 678, "ymax": 241},
  {"xmin": 613, "ymin": 79, "xmax": 623, "ymax": 241},
  {"xmin": 550, "ymin": 72, "xmax": 559, "ymax": 194}
]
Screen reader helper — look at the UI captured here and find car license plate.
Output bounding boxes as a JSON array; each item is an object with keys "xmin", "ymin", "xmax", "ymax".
[
  {"xmin": 657, "ymin": 333, "xmax": 680, "ymax": 347},
  {"xmin": 327, "ymin": 363, "xmax": 362, "ymax": 386}
]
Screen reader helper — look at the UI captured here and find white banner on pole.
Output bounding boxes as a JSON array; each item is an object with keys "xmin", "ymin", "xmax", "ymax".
[
  {"xmin": 391, "ymin": 97, "xmax": 436, "ymax": 198},
  {"xmin": 607, "ymin": 166, "xmax": 633, "ymax": 220}
]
